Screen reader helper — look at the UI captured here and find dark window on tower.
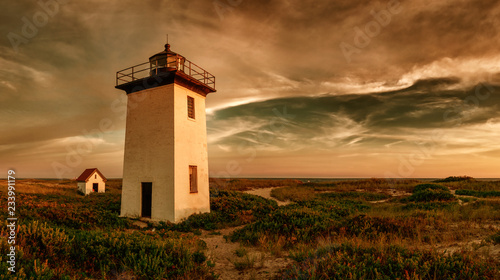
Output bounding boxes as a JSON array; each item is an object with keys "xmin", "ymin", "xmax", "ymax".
[
  {"xmin": 187, "ymin": 96, "xmax": 195, "ymax": 119},
  {"xmin": 189, "ymin": 165, "xmax": 198, "ymax": 193}
]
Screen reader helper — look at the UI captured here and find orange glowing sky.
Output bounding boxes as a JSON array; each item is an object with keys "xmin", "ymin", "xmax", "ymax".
[{"xmin": 2, "ymin": 0, "xmax": 500, "ymax": 178}]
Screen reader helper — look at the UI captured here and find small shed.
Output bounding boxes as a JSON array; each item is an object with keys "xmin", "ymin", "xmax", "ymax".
[{"xmin": 76, "ymin": 168, "xmax": 107, "ymax": 195}]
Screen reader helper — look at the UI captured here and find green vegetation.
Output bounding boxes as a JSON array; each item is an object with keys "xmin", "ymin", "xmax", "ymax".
[
  {"xmin": 318, "ymin": 191, "xmax": 390, "ymax": 201},
  {"xmin": 12, "ymin": 192, "xmax": 130, "ymax": 230},
  {"xmin": 232, "ymin": 254, "xmax": 259, "ymax": 271},
  {"xmin": 488, "ymin": 231, "xmax": 500, "ymax": 244},
  {"xmin": 455, "ymin": 189, "xmax": 500, "ymax": 198},
  {"xmin": 439, "ymin": 178, "xmax": 500, "ymax": 192},
  {"xmin": 412, "ymin": 183, "xmax": 449, "ymax": 193},
  {"xmin": 0, "ymin": 180, "xmax": 216, "ymax": 279},
  {"xmin": 279, "ymin": 243, "xmax": 498, "ymax": 279},
  {"xmin": 231, "ymin": 199, "xmax": 368, "ymax": 247},
  {"xmin": 402, "ymin": 201, "xmax": 458, "ymax": 211},
  {"xmin": 234, "ymin": 247, "xmax": 247, "ymax": 257},
  {"xmin": 406, "ymin": 183, "xmax": 455, "ymax": 202},
  {"xmin": 0, "ymin": 221, "xmax": 212, "ymax": 279},
  {"xmin": 209, "ymin": 178, "xmax": 300, "ymax": 191},
  {"xmin": 0, "ymin": 177, "xmax": 498, "ymax": 279},
  {"xmin": 434, "ymin": 176, "xmax": 475, "ymax": 182},
  {"xmin": 156, "ymin": 190, "xmax": 277, "ymax": 232}
]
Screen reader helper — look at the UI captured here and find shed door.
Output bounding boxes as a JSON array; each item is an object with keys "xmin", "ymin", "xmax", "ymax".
[
  {"xmin": 93, "ymin": 183, "xmax": 98, "ymax": 192},
  {"xmin": 141, "ymin": 182, "xmax": 152, "ymax": 218}
]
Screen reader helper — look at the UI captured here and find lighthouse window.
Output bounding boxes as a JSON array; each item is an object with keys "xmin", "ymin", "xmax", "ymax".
[
  {"xmin": 187, "ymin": 96, "xmax": 195, "ymax": 119},
  {"xmin": 189, "ymin": 165, "xmax": 198, "ymax": 193}
]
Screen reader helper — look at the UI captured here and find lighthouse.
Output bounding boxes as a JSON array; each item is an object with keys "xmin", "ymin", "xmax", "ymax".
[{"xmin": 115, "ymin": 43, "xmax": 215, "ymax": 222}]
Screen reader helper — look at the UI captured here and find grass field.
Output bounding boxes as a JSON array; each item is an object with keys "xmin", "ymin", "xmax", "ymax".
[{"xmin": 0, "ymin": 177, "xmax": 499, "ymax": 279}]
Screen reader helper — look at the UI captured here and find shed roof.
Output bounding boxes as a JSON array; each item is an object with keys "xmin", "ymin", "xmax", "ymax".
[{"xmin": 76, "ymin": 168, "xmax": 107, "ymax": 182}]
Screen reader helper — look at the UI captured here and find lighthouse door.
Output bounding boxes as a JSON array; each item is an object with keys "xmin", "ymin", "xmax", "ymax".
[{"xmin": 141, "ymin": 182, "xmax": 152, "ymax": 217}]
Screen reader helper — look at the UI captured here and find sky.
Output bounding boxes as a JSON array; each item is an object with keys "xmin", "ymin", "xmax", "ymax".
[{"xmin": 2, "ymin": 0, "xmax": 500, "ymax": 179}]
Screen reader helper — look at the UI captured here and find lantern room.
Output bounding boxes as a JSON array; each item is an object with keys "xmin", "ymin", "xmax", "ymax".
[{"xmin": 149, "ymin": 43, "xmax": 185, "ymax": 75}]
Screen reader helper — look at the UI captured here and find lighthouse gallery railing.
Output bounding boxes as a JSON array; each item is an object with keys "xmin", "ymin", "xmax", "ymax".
[{"xmin": 116, "ymin": 57, "xmax": 215, "ymax": 90}]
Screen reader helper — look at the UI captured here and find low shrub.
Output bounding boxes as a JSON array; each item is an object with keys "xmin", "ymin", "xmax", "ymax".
[
  {"xmin": 231, "ymin": 199, "xmax": 368, "ymax": 246},
  {"xmin": 488, "ymin": 231, "xmax": 500, "ymax": 244},
  {"xmin": 209, "ymin": 178, "xmax": 299, "ymax": 191},
  {"xmin": 342, "ymin": 215, "xmax": 417, "ymax": 240},
  {"xmin": 404, "ymin": 184, "xmax": 455, "ymax": 203},
  {"xmin": 402, "ymin": 201, "xmax": 458, "ymax": 211},
  {"xmin": 0, "ymin": 221, "xmax": 215, "ymax": 279},
  {"xmin": 157, "ymin": 190, "xmax": 278, "ymax": 232},
  {"xmin": 434, "ymin": 176, "xmax": 475, "ymax": 183},
  {"xmin": 455, "ymin": 189, "xmax": 500, "ymax": 198},
  {"xmin": 412, "ymin": 183, "xmax": 449, "ymax": 193},
  {"xmin": 301, "ymin": 178, "xmax": 421, "ymax": 192},
  {"xmin": 7, "ymin": 192, "xmax": 130, "ymax": 230},
  {"xmin": 407, "ymin": 189, "xmax": 455, "ymax": 202},
  {"xmin": 318, "ymin": 192, "xmax": 390, "ymax": 201},
  {"xmin": 279, "ymin": 243, "xmax": 498, "ymax": 279}
]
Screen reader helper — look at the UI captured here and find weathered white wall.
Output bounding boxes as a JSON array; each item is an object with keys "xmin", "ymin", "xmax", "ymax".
[
  {"xmin": 120, "ymin": 82, "xmax": 211, "ymax": 222},
  {"xmin": 121, "ymin": 84, "xmax": 175, "ymax": 220},
  {"xmin": 85, "ymin": 173, "xmax": 106, "ymax": 195},
  {"xmin": 173, "ymin": 84, "xmax": 210, "ymax": 222}
]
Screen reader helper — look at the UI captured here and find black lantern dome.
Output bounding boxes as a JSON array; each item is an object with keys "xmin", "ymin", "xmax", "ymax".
[{"xmin": 149, "ymin": 44, "xmax": 185, "ymax": 75}]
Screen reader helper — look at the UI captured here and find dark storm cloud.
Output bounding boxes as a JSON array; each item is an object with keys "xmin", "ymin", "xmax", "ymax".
[{"xmin": 208, "ymin": 79, "xmax": 500, "ymax": 151}]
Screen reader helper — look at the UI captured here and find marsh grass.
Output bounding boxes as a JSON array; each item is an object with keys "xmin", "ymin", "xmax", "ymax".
[
  {"xmin": 234, "ymin": 247, "xmax": 247, "ymax": 257},
  {"xmin": 443, "ymin": 180, "xmax": 500, "ymax": 192},
  {"xmin": 232, "ymin": 253, "xmax": 259, "ymax": 271},
  {"xmin": 455, "ymin": 189, "xmax": 500, "ymax": 197},
  {"xmin": 155, "ymin": 190, "xmax": 278, "ymax": 232},
  {"xmin": 279, "ymin": 243, "xmax": 498, "ymax": 280},
  {"xmin": 271, "ymin": 184, "xmax": 395, "ymax": 203},
  {"xmin": 0, "ymin": 221, "xmax": 214, "ymax": 280},
  {"xmin": 210, "ymin": 178, "xmax": 300, "ymax": 191}
]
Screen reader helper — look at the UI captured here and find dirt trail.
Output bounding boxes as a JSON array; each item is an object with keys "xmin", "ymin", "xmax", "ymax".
[
  {"xmin": 244, "ymin": 187, "xmax": 291, "ymax": 206},
  {"xmin": 200, "ymin": 187, "xmax": 294, "ymax": 279},
  {"xmin": 201, "ymin": 226, "xmax": 292, "ymax": 280}
]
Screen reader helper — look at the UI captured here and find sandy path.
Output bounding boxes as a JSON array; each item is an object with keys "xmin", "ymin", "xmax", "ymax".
[
  {"xmin": 244, "ymin": 187, "xmax": 291, "ymax": 206},
  {"xmin": 200, "ymin": 187, "xmax": 295, "ymax": 279},
  {"xmin": 201, "ymin": 226, "xmax": 292, "ymax": 280}
]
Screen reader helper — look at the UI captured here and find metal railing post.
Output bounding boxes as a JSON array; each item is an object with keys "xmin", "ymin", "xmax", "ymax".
[{"xmin": 116, "ymin": 59, "xmax": 214, "ymax": 89}]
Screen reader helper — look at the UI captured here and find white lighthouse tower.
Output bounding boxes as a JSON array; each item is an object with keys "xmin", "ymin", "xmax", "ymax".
[{"xmin": 115, "ymin": 43, "xmax": 215, "ymax": 222}]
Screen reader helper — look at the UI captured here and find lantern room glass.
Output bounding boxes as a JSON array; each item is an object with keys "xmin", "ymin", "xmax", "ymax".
[{"xmin": 149, "ymin": 54, "xmax": 185, "ymax": 75}]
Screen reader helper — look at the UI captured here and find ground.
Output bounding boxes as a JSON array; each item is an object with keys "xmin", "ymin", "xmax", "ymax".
[{"xmin": 0, "ymin": 177, "xmax": 499, "ymax": 279}]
